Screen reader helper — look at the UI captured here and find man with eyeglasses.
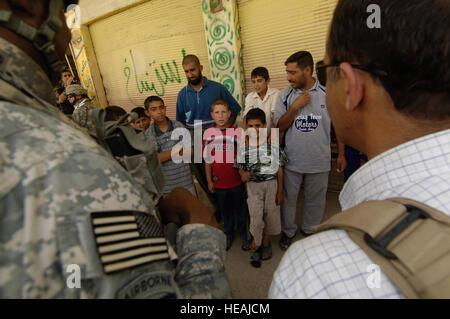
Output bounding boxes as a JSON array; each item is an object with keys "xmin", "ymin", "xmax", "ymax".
[{"xmin": 270, "ymin": 0, "xmax": 450, "ymax": 298}]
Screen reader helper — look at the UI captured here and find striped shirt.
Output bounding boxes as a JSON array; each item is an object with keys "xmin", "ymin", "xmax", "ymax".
[
  {"xmin": 145, "ymin": 119, "xmax": 194, "ymax": 194},
  {"xmin": 269, "ymin": 129, "xmax": 450, "ymax": 298}
]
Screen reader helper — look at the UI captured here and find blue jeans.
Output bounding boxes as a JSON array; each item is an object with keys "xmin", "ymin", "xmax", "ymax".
[{"xmin": 215, "ymin": 184, "xmax": 249, "ymax": 242}]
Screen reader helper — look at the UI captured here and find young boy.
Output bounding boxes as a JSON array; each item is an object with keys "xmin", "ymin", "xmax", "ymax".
[
  {"xmin": 144, "ymin": 96, "xmax": 196, "ymax": 197},
  {"xmin": 243, "ymin": 67, "xmax": 280, "ymax": 130},
  {"xmin": 131, "ymin": 107, "xmax": 151, "ymax": 131},
  {"xmin": 203, "ymin": 99, "xmax": 250, "ymax": 250},
  {"xmin": 234, "ymin": 108, "xmax": 287, "ymax": 267}
]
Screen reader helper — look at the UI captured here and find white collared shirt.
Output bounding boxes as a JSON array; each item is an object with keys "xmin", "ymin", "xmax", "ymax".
[
  {"xmin": 244, "ymin": 87, "xmax": 280, "ymax": 129},
  {"xmin": 269, "ymin": 129, "xmax": 450, "ymax": 298}
]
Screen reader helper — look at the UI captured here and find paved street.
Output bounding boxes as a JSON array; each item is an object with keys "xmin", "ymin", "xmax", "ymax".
[
  {"xmin": 225, "ymin": 190, "xmax": 341, "ymax": 298},
  {"xmin": 196, "ymin": 158, "xmax": 346, "ymax": 299}
]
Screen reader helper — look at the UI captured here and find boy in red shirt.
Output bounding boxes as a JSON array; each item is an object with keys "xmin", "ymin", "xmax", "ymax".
[{"xmin": 203, "ymin": 99, "xmax": 250, "ymax": 251}]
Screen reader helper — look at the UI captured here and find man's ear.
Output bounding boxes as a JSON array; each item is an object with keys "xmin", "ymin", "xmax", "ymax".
[
  {"xmin": 144, "ymin": 109, "xmax": 150, "ymax": 118},
  {"xmin": 303, "ymin": 65, "xmax": 312, "ymax": 76},
  {"xmin": 200, "ymin": 64, "xmax": 203, "ymax": 72},
  {"xmin": 340, "ymin": 62, "xmax": 364, "ymax": 112}
]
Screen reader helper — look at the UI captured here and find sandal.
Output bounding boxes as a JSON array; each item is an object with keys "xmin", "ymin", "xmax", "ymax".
[
  {"xmin": 241, "ymin": 240, "xmax": 251, "ymax": 251},
  {"xmin": 279, "ymin": 233, "xmax": 294, "ymax": 251},
  {"xmin": 260, "ymin": 243, "xmax": 272, "ymax": 260},
  {"xmin": 250, "ymin": 248, "xmax": 262, "ymax": 268}
]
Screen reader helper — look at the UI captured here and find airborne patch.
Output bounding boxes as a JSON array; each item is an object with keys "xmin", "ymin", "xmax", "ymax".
[{"xmin": 91, "ymin": 211, "xmax": 171, "ymax": 274}]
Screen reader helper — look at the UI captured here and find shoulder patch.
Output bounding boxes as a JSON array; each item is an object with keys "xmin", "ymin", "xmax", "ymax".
[
  {"xmin": 116, "ymin": 270, "xmax": 178, "ymax": 299},
  {"xmin": 91, "ymin": 211, "xmax": 173, "ymax": 274}
]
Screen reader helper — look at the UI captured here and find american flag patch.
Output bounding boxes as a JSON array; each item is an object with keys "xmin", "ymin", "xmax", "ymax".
[{"xmin": 91, "ymin": 211, "xmax": 173, "ymax": 274}]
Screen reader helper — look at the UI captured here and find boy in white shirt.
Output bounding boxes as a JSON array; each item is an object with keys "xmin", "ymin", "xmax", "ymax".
[{"xmin": 243, "ymin": 67, "xmax": 279, "ymax": 130}]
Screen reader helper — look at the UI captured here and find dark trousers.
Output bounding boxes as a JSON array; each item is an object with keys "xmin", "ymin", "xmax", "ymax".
[
  {"xmin": 344, "ymin": 145, "xmax": 368, "ymax": 182},
  {"xmin": 215, "ymin": 184, "xmax": 249, "ymax": 242}
]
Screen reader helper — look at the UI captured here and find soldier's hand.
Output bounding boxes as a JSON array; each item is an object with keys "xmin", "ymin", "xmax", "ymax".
[{"xmin": 158, "ymin": 187, "xmax": 221, "ymax": 230}]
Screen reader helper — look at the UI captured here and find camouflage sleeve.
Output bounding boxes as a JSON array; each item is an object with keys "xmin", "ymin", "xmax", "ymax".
[
  {"xmin": 175, "ymin": 224, "xmax": 231, "ymax": 298},
  {"xmin": 0, "ymin": 101, "xmax": 178, "ymax": 298},
  {"xmin": 72, "ymin": 104, "xmax": 89, "ymax": 127}
]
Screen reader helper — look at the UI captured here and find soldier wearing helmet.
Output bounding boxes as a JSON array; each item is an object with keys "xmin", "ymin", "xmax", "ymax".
[{"xmin": 65, "ymin": 83, "xmax": 96, "ymax": 136}]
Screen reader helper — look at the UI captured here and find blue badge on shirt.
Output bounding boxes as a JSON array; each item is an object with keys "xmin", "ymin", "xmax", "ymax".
[{"xmin": 294, "ymin": 114, "xmax": 322, "ymax": 132}]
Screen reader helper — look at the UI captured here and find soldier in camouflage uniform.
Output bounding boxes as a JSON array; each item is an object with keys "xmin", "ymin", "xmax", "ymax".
[
  {"xmin": 65, "ymin": 84, "xmax": 97, "ymax": 137},
  {"xmin": 0, "ymin": 0, "xmax": 230, "ymax": 298}
]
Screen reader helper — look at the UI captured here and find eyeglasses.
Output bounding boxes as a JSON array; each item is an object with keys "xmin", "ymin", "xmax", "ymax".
[{"xmin": 316, "ymin": 63, "xmax": 388, "ymax": 87}]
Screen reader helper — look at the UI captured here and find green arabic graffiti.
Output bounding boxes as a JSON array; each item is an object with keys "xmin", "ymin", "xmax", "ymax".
[{"xmin": 123, "ymin": 49, "xmax": 183, "ymax": 105}]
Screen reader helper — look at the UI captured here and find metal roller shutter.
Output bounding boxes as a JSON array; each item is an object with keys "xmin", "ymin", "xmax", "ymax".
[
  {"xmin": 88, "ymin": 0, "xmax": 209, "ymax": 118},
  {"xmin": 237, "ymin": 0, "xmax": 338, "ymax": 95}
]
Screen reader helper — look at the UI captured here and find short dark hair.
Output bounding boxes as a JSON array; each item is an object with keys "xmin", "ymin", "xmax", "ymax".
[
  {"xmin": 131, "ymin": 107, "xmax": 148, "ymax": 119},
  {"xmin": 245, "ymin": 108, "xmax": 266, "ymax": 125},
  {"xmin": 251, "ymin": 67, "xmax": 270, "ymax": 80},
  {"xmin": 105, "ymin": 105, "xmax": 126, "ymax": 121},
  {"xmin": 144, "ymin": 96, "xmax": 164, "ymax": 110},
  {"xmin": 182, "ymin": 54, "xmax": 201, "ymax": 66},
  {"xmin": 316, "ymin": 60, "xmax": 326, "ymax": 86},
  {"xmin": 210, "ymin": 99, "xmax": 230, "ymax": 112},
  {"xmin": 61, "ymin": 67, "xmax": 71, "ymax": 74},
  {"xmin": 327, "ymin": 0, "xmax": 450, "ymax": 120},
  {"xmin": 285, "ymin": 51, "xmax": 314, "ymax": 75}
]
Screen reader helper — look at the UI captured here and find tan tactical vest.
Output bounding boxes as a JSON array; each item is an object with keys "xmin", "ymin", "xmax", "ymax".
[{"xmin": 313, "ymin": 198, "xmax": 450, "ymax": 298}]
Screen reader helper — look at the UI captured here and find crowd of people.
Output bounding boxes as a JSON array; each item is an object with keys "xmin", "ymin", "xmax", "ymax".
[
  {"xmin": 64, "ymin": 51, "xmax": 345, "ymax": 267},
  {"xmin": 0, "ymin": 0, "xmax": 448, "ymax": 299}
]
